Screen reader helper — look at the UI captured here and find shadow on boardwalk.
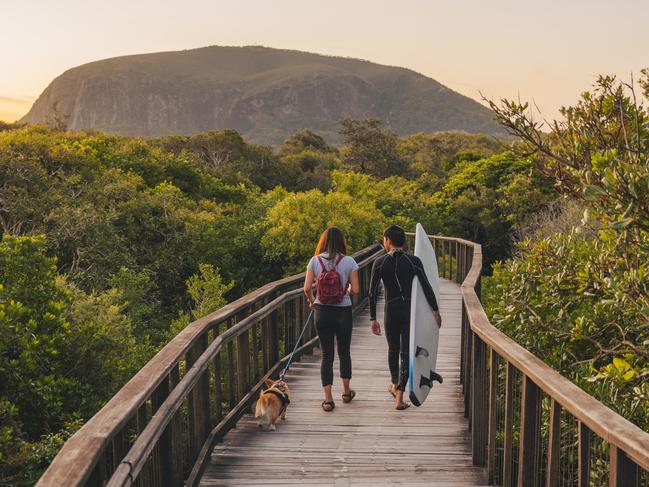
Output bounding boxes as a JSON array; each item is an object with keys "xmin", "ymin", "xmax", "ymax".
[{"xmin": 199, "ymin": 279, "xmax": 487, "ymax": 486}]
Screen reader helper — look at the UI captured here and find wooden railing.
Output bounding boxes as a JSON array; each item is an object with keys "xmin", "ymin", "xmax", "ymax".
[
  {"xmin": 36, "ymin": 243, "xmax": 385, "ymax": 487},
  {"xmin": 410, "ymin": 235, "xmax": 649, "ymax": 487},
  {"xmin": 38, "ymin": 234, "xmax": 649, "ymax": 487}
]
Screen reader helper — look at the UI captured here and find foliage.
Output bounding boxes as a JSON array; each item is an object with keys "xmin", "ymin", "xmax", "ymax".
[
  {"xmin": 486, "ymin": 72, "xmax": 649, "ymax": 438},
  {"xmin": 279, "ymin": 129, "xmax": 333, "ymax": 155},
  {"xmin": 332, "ymin": 171, "xmax": 431, "ymax": 230},
  {"xmin": 262, "ymin": 190, "xmax": 386, "ymax": 272},
  {"xmin": 0, "ymin": 235, "xmax": 149, "ymax": 484},
  {"xmin": 0, "ymin": 119, "xmax": 546, "ymax": 483},
  {"xmin": 398, "ymin": 131, "xmax": 504, "ymax": 178},
  {"xmin": 431, "ymin": 152, "xmax": 555, "ymax": 265},
  {"xmin": 338, "ymin": 118, "xmax": 404, "ymax": 178},
  {"xmin": 485, "ymin": 229, "xmax": 648, "ymax": 430},
  {"xmin": 169, "ymin": 263, "xmax": 234, "ymax": 338},
  {"xmin": 488, "ymin": 73, "xmax": 649, "ymax": 236}
]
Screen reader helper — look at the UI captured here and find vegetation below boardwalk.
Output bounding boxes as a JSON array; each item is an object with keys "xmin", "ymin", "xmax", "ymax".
[
  {"xmin": 1, "ymin": 71, "xmax": 648, "ymax": 484},
  {"xmin": 484, "ymin": 72, "xmax": 649, "ymax": 474}
]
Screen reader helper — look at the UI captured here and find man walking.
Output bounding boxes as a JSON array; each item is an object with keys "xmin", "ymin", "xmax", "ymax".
[{"xmin": 369, "ymin": 225, "xmax": 442, "ymax": 410}]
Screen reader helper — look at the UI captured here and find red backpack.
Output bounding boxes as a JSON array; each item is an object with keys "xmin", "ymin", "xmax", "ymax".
[{"xmin": 316, "ymin": 254, "xmax": 347, "ymax": 304}]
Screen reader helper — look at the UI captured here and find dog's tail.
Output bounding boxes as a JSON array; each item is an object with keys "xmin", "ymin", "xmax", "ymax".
[{"xmin": 254, "ymin": 398, "xmax": 265, "ymax": 419}]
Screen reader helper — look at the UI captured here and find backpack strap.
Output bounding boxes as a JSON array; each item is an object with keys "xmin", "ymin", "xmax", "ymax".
[
  {"xmin": 316, "ymin": 255, "xmax": 328, "ymax": 271},
  {"xmin": 333, "ymin": 254, "xmax": 345, "ymax": 269}
]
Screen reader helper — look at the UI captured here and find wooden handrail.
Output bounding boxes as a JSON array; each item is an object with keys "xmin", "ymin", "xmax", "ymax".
[
  {"xmin": 415, "ymin": 234, "xmax": 649, "ymax": 486},
  {"xmin": 37, "ymin": 243, "xmax": 384, "ymax": 487},
  {"xmin": 107, "ymin": 288, "xmax": 303, "ymax": 487},
  {"xmin": 37, "ymin": 233, "xmax": 649, "ymax": 487}
]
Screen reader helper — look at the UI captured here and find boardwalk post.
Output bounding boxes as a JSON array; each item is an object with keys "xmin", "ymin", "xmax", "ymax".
[
  {"xmin": 546, "ymin": 398, "xmax": 561, "ymax": 487},
  {"xmin": 169, "ymin": 364, "xmax": 183, "ymax": 486},
  {"xmin": 517, "ymin": 375, "xmax": 541, "ymax": 487},
  {"xmin": 503, "ymin": 362, "xmax": 515, "ymax": 487},
  {"xmin": 152, "ymin": 376, "xmax": 171, "ymax": 486},
  {"xmin": 269, "ymin": 309, "xmax": 279, "ymax": 366},
  {"xmin": 464, "ymin": 313, "xmax": 473, "ymax": 421},
  {"xmin": 487, "ymin": 349, "xmax": 499, "ymax": 483},
  {"xmin": 610, "ymin": 445, "xmax": 638, "ymax": 487},
  {"xmin": 471, "ymin": 332, "xmax": 487, "ymax": 465},
  {"xmin": 578, "ymin": 421, "xmax": 591, "ymax": 487},
  {"xmin": 213, "ymin": 331, "xmax": 223, "ymax": 422},
  {"xmin": 236, "ymin": 328, "xmax": 250, "ymax": 402},
  {"xmin": 188, "ymin": 335, "xmax": 210, "ymax": 460}
]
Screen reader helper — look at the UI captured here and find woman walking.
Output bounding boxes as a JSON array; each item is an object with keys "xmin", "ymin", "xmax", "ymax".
[{"xmin": 303, "ymin": 227, "xmax": 360, "ymax": 412}]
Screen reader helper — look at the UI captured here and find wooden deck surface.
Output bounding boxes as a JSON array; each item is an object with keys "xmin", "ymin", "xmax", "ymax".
[{"xmin": 199, "ymin": 279, "xmax": 487, "ymax": 486}]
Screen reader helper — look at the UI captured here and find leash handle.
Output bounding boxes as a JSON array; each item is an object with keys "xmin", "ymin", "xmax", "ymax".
[{"xmin": 279, "ymin": 309, "xmax": 314, "ymax": 380}]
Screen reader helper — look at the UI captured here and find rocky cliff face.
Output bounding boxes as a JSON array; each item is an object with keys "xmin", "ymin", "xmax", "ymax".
[{"xmin": 21, "ymin": 46, "xmax": 504, "ymax": 144}]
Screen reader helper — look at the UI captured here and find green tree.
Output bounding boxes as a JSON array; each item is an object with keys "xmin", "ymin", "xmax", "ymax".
[
  {"xmin": 279, "ymin": 129, "xmax": 333, "ymax": 155},
  {"xmin": 338, "ymin": 118, "xmax": 404, "ymax": 178},
  {"xmin": 484, "ymin": 72, "xmax": 649, "ymax": 480},
  {"xmin": 488, "ymin": 73, "xmax": 649, "ymax": 235},
  {"xmin": 431, "ymin": 152, "xmax": 554, "ymax": 265},
  {"xmin": 332, "ymin": 171, "xmax": 431, "ymax": 230},
  {"xmin": 262, "ymin": 190, "xmax": 385, "ymax": 272},
  {"xmin": 0, "ymin": 235, "xmax": 70, "ymax": 437},
  {"xmin": 169, "ymin": 264, "xmax": 234, "ymax": 337}
]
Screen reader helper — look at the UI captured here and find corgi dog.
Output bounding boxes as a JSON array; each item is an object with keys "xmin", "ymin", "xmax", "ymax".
[{"xmin": 255, "ymin": 378, "xmax": 291, "ymax": 430}]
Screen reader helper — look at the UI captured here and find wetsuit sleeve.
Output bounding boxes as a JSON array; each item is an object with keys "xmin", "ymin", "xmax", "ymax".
[
  {"xmin": 368, "ymin": 256, "xmax": 383, "ymax": 320},
  {"xmin": 413, "ymin": 256, "xmax": 439, "ymax": 312}
]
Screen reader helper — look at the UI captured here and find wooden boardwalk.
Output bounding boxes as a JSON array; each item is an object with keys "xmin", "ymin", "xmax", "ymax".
[{"xmin": 199, "ymin": 279, "xmax": 487, "ymax": 486}]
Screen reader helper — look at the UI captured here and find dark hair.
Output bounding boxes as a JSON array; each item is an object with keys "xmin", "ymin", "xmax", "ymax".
[
  {"xmin": 315, "ymin": 226, "xmax": 348, "ymax": 256},
  {"xmin": 383, "ymin": 225, "xmax": 406, "ymax": 247}
]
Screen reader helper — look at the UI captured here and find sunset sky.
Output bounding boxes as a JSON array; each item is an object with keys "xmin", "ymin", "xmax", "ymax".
[{"xmin": 2, "ymin": 0, "xmax": 647, "ymax": 124}]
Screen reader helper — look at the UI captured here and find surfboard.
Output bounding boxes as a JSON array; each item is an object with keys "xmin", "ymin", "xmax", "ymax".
[{"xmin": 408, "ymin": 223, "xmax": 442, "ymax": 407}]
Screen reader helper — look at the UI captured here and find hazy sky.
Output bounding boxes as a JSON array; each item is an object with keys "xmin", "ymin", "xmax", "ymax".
[{"xmin": 1, "ymin": 0, "xmax": 647, "ymax": 124}]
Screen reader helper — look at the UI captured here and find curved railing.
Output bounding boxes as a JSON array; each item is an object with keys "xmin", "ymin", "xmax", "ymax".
[
  {"xmin": 36, "ymin": 243, "xmax": 385, "ymax": 487},
  {"xmin": 411, "ymin": 235, "xmax": 649, "ymax": 487},
  {"xmin": 37, "ymin": 235, "xmax": 649, "ymax": 486}
]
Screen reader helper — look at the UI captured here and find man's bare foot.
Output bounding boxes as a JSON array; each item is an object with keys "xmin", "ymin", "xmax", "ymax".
[{"xmin": 395, "ymin": 389, "xmax": 410, "ymax": 410}]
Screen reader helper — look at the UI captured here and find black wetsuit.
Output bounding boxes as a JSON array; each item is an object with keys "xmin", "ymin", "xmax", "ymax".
[{"xmin": 368, "ymin": 250, "xmax": 439, "ymax": 391}]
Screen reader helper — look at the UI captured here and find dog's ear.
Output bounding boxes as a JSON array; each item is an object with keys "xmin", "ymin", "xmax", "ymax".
[{"xmin": 264, "ymin": 378, "xmax": 274, "ymax": 388}]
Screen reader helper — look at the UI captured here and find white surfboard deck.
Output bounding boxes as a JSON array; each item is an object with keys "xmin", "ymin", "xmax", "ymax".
[{"xmin": 408, "ymin": 223, "xmax": 442, "ymax": 407}]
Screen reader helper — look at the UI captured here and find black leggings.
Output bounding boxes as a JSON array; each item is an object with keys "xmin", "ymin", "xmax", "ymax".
[
  {"xmin": 385, "ymin": 299, "xmax": 410, "ymax": 391},
  {"xmin": 315, "ymin": 305, "xmax": 353, "ymax": 387}
]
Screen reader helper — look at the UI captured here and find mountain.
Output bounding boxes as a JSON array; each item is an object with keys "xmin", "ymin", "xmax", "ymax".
[{"xmin": 21, "ymin": 45, "xmax": 505, "ymax": 144}]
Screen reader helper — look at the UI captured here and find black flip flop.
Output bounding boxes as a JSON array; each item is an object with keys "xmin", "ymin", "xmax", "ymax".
[
  {"xmin": 395, "ymin": 402, "xmax": 411, "ymax": 410},
  {"xmin": 322, "ymin": 400, "xmax": 335, "ymax": 412},
  {"xmin": 342, "ymin": 390, "xmax": 356, "ymax": 403}
]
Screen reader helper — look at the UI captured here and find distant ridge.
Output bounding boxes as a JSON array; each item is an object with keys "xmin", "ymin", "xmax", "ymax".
[{"xmin": 21, "ymin": 45, "xmax": 505, "ymax": 144}]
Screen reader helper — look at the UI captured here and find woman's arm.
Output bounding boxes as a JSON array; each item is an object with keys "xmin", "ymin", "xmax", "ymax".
[
  {"xmin": 303, "ymin": 267, "xmax": 316, "ymax": 308},
  {"xmin": 348, "ymin": 270, "xmax": 360, "ymax": 295}
]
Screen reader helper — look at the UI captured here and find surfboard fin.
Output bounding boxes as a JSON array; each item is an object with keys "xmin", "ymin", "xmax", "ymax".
[
  {"xmin": 419, "ymin": 370, "xmax": 444, "ymax": 389},
  {"xmin": 415, "ymin": 346, "xmax": 429, "ymax": 358}
]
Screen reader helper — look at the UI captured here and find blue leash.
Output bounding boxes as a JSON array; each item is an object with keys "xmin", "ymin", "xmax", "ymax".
[{"xmin": 278, "ymin": 309, "xmax": 314, "ymax": 380}]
